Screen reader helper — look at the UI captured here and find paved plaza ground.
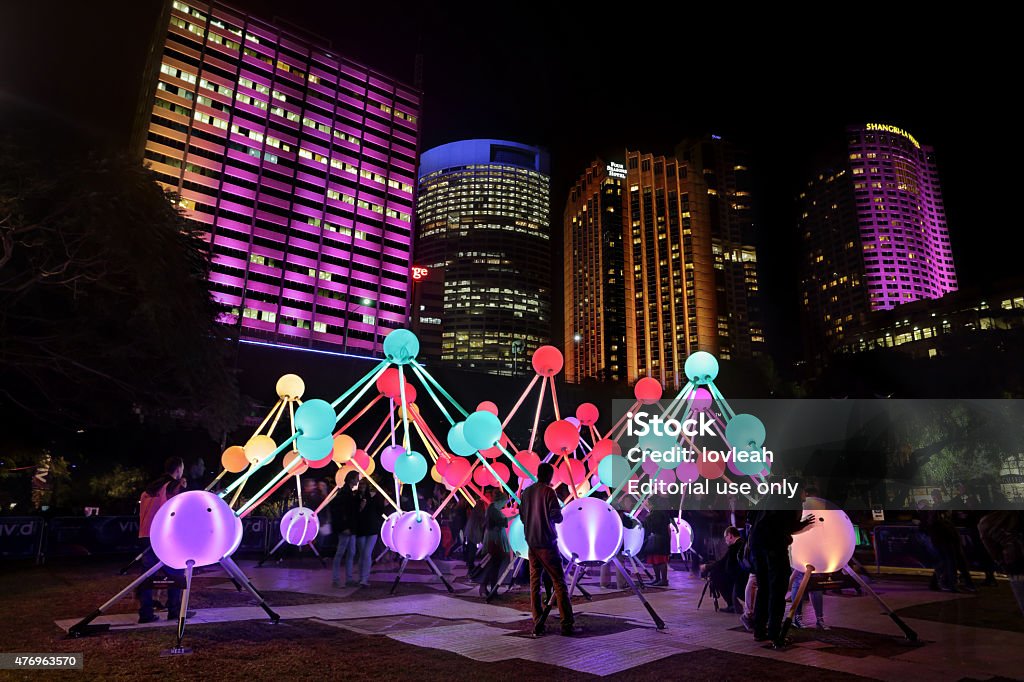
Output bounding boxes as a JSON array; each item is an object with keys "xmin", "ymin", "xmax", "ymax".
[{"xmin": 1, "ymin": 554, "xmax": 1021, "ymax": 680}]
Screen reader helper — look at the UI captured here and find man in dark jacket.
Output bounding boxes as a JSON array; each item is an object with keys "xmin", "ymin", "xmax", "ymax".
[
  {"xmin": 519, "ymin": 463, "xmax": 575, "ymax": 635},
  {"xmin": 748, "ymin": 506, "xmax": 815, "ymax": 645},
  {"xmin": 701, "ymin": 525, "xmax": 747, "ymax": 613},
  {"xmin": 331, "ymin": 471, "xmax": 361, "ymax": 587}
]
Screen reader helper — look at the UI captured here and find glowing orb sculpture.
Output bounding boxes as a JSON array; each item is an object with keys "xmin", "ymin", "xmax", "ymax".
[
  {"xmin": 392, "ymin": 511, "xmax": 441, "ymax": 560},
  {"xmin": 332, "ymin": 434, "xmax": 357, "ymax": 464},
  {"xmin": 532, "ymin": 345, "xmax": 564, "ymax": 376},
  {"xmin": 443, "ymin": 457, "xmax": 472, "ymax": 486},
  {"xmin": 508, "ymin": 516, "xmax": 529, "ymax": 558},
  {"xmin": 380, "ymin": 511, "xmax": 403, "ymax": 550},
  {"xmin": 725, "ymin": 413, "xmax": 767, "ymax": 450},
  {"xmin": 293, "ymin": 399, "xmax": 336, "ymax": 440},
  {"xmin": 634, "ymin": 377, "xmax": 662, "ymax": 404},
  {"xmin": 244, "ymin": 435, "xmax": 276, "ymax": 467},
  {"xmin": 790, "ymin": 498, "xmax": 856, "ymax": 573},
  {"xmin": 544, "ymin": 420, "xmax": 580, "ymax": 454},
  {"xmin": 383, "ymin": 329, "xmax": 419, "ymax": 365},
  {"xmin": 380, "ymin": 444, "xmax": 406, "ymax": 472},
  {"xmin": 621, "ymin": 521, "xmax": 645, "ymax": 557},
  {"xmin": 463, "ymin": 410, "xmax": 503, "ymax": 450},
  {"xmin": 670, "ymin": 518, "xmax": 693, "ymax": 554},
  {"xmin": 598, "ymin": 454, "xmax": 631, "ymax": 488},
  {"xmin": 575, "ymin": 403, "xmax": 599, "ymax": 426},
  {"xmin": 394, "ymin": 450, "xmax": 428, "ymax": 484},
  {"xmin": 296, "ymin": 433, "xmax": 334, "ymax": 461},
  {"xmin": 447, "ymin": 422, "xmax": 476, "ymax": 456},
  {"xmin": 477, "ymin": 401, "xmax": 499, "ymax": 415},
  {"xmin": 150, "ymin": 491, "xmax": 242, "ymax": 569},
  {"xmin": 221, "ymin": 445, "xmax": 248, "ymax": 473},
  {"xmin": 276, "ymin": 373, "xmax": 305, "ymax": 400},
  {"xmin": 683, "ymin": 351, "xmax": 719, "ymax": 385},
  {"xmin": 510, "ymin": 450, "xmax": 540, "ymax": 478},
  {"xmin": 280, "ymin": 506, "xmax": 320, "ymax": 546},
  {"xmin": 690, "ymin": 387, "xmax": 713, "ymax": 412},
  {"xmin": 556, "ymin": 498, "xmax": 623, "ymax": 564}
]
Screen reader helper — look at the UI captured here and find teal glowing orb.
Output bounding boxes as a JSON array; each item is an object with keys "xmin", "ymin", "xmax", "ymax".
[
  {"xmin": 683, "ymin": 351, "xmax": 719, "ymax": 385},
  {"xmin": 294, "ymin": 399, "xmax": 336, "ymax": 440},
  {"xmin": 446, "ymin": 422, "xmax": 477, "ymax": 457},
  {"xmin": 463, "ymin": 410, "xmax": 503, "ymax": 451},
  {"xmin": 383, "ymin": 329, "xmax": 420, "ymax": 365},
  {"xmin": 394, "ymin": 450, "xmax": 428, "ymax": 484}
]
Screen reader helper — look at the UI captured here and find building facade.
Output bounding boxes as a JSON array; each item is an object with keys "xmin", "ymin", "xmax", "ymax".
[
  {"xmin": 563, "ymin": 160, "xmax": 626, "ymax": 384},
  {"xmin": 413, "ymin": 140, "xmax": 551, "ymax": 376},
  {"xmin": 623, "ymin": 151, "xmax": 718, "ymax": 389},
  {"xmin": 676, "ymin": 136, "xmax": 764, "ymax": 361},
  {"xmin": 799, "ymin": 123, "xmax": 958, "ymax": 355},
  {"xmin": 134, "ymin": 0, "xmax": 421, "ymax": 356}
]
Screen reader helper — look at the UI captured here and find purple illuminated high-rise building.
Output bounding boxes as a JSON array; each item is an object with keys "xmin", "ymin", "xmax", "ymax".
[
  {"xmin": 132, "ymin": 0, "xmax": 421, "ymax": 356},
  {"xmin": 799, "ymin": 123, "xmax": 958, "ymax": 356}
]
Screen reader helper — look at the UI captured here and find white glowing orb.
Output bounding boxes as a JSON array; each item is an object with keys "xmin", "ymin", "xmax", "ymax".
[
  {"xmin": 790, "ymin": 498, "xmax": 856, "ymax": 573},
  {"xmin": 392, "ymin": 511, "xmax": 441, "ymax": 560},
  {"xmin": 280, "ymin": 506, "xmax": 320, "ymax": 546},
  {"xmin": 670, "ymin": 517, "xmax": 693, "ymax": 554},
  {"xmin": 380, "ymin": 511, "xmax": 403, "ymax": 550},
  {"xmin": 150, "ymin": 491, "xmax": 242, "ymax": 569},
  {"xmin": 556, "ymin": 497, "xmax": 623, "ymax": 564},
  {"xmin": 621, "ymin": 521, "xmax": 645, "ymax": 557}
]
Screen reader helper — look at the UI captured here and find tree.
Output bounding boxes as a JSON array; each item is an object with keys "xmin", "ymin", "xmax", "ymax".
[{"xmin": 0, "ymin": 124, "xmax": 241, "ymax": 438}]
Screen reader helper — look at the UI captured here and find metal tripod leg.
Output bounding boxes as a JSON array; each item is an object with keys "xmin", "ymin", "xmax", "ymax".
[
  {"xmin": 842, "ymin": 564, "xmax": 917, "ymax": 641},
  {"xmin": 574, "ymin": 564, "xmax": 593, "ymax": 601},
  {"xmin": 69, "ymin": 559, "xmax": 167, "ymax": 636},
  {"xmin": 221, "ymin": 556, "xmax": 280, "ymax": 622},
  {"xmin": 486, "ymin": 556, "xmax": 518, "ymax": 602},
  {"xmin": 258, "ymin": 538, "xmax": 287, "ymax": 567},
  {"xmin": 630, "ymin": 554, "xmax": 653, "ymax": 581},
  {"xmin": 390, "ymin": 558, "xmax": 409, "ymax": 595},
  {"xmin": 306, "ymin": 541, "xmax": 328, "ymax": 568},
  {"xmin": 425, "ymin": 558, "xmax": 455, "ymax": 593},
  {"xmin": 119, "ymin": 548, "xmax": 148, "ymax": 575},
  {"xmin": 777, "ymin": 564, "xmax": 814, "ymax": 647},
  {"xmin": 165, "ymin": 560, "xmax": 196, "ymax": 655},
  {"xmin": 613, "ymin": 556, "xmax": 665, "ymax": 629}
]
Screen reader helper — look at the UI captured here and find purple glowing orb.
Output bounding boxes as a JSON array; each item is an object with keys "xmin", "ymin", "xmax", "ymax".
[
  {"xmin": 280, "ymin": 506, "xmax": 320, "ymax": 546},
  {"xmin": 790, "ymin": 498, "xmax": 855, "ymax": 573},
  {"xmin": 670, "ymin": 517, "xmax": 693, "ymax": 554},
  {"xmin": 379, "ymin": 510, "xmax": 403, "ymax": 550},
  {"xmin": 150, "ymin": 490, "xmax": 242, "ymax": 569},
  {"xmin": 556, "ymin": 497, "xmax": 623, "ymax": 564},
  {"xmin": 621, "ymin": 522, "xmax": 645, "ymax": 557},
  {"xmin": 392, "ymin": 511, "xmax": 441, "ymax": 560}
]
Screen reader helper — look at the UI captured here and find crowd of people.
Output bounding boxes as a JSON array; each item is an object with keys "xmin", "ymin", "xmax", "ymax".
[{"xmin": 132, "ymin": 457, "xmax": 1023, "ymax": 643}]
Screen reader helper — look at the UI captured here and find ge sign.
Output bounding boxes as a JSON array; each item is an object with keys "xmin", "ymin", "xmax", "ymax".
[{"xmin": 411, "ymin": 266, "xmax": 429, "ymax": 281}]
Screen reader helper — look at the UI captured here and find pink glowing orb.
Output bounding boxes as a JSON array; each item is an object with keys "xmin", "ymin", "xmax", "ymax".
[
  {"xmin": 588, "ymin": 439, "xmax": 621, "ymax": 467},
  {"xmin": 556, "ymin": 459, "xmax": 587, "ymax": 488},
  {"xmin": 544, "ymin": 420, "xmax": 580, "ymax": 454},
  {"xmin": 575, "ymin": 403, "xmax": 599, "ymax": 426},
  {"xmin": 510, "ymin": 450, "xmax": 540, "ymax": 478},
  {"xmin": 634, "ymin": 377, "xmax": 663, "ymax": 404},
  {"xmin": 280, "ymin": 506, "xmax": 320, "ymax": 546},
  {"xmin": 565, "ymin": 416, "xmax": 581, "ymax": 430},
  {"xmin": 532, "ymin": 345, "xmax": 564, "ymax": 376},
  {"xmin": 675, "ymin": 459, "xmax": 699, "ymax": 484},
  {"xmin": 392, "ymin": 511, "xmax": 441, "ymax": 560},
  {"xmin": 150, "ymin": 491, "xmax": 242, "ymax": 569},
  {"xmin": 670, "ymin": 517, "xmax": 693, "ymax": 554},
  {"xmin": 443, "ymin": 458, "xmax": 472, "ymax": 487},
  {"xmin": 380, "ymin": 510, "xmax": 403, "ymax": 550},
  {"xmin": 790, "ymin": 499, "xmax": 856, "ymax": 573},
  {"xmin": 476, "ymin": 401, "xmax": 499, "ymax": 415},
  {"xmin": 697, "ymin": 449, "xmax": 727, "ymax": 479},
  {"xmin": 690, "ymin": 387, "xmax": 713, "ymax": 412},
  {"xmin": 556, "ymin": 498, "xmax": 623, "ymax": 564},
  {"xmin": 621, "ymin": 521, "xmax": 645, "ymax": 557}
]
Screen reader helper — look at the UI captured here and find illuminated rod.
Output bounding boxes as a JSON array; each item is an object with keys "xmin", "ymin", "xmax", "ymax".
[
  {"xmin": 219, "ymin": 431, "xmax": 300, "ymax": 500},
  {"xmin": 236, "ymin": 455, "xmax": 304, "ymax": 518},
  {"xmin": 408, "ymin": 362, "xmax": 456, "ymax": 425},
  {"xmin": 334, "ymin": 362, "xmax": 391, "ymax": 425},
  {"xmin": 496, "ymin": 442, "xmax": 538, "ymax": 482},
  {"xmin": 528, "ymin": 376, "xmax": 547, "ymax": 453},
  {"xmin": 331, "ymin": 359, "xmax": 390, "ymax": 408},
  {"xmin": 410, "ymin": 359, "xmax": 469, "ymax": 417},
  {"xmin": 474, "ymin": 451, "xmax": 520, "ymax": 503},
  {"xmin": 502, "ymin": 374, "xmax": 539, "ymax": 428},
  {"xmin": 335, "ymin": 393, "xmax": 383, "ymax": 435}
]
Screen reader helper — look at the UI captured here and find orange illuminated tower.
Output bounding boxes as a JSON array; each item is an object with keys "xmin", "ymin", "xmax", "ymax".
[{"xmin": 624, "ymin": 150, "xmax": 718, "ymax": 389}]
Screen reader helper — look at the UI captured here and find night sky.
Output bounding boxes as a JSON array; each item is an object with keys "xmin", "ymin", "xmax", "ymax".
[{"xmin": 1, "ymin": 1, "xmax": 1016, "ymax": 366}]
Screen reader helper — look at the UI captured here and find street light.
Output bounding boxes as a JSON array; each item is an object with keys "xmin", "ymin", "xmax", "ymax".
[{"xmin": 573, "ymin": 334, "xmax": 582, "ymax": 343}]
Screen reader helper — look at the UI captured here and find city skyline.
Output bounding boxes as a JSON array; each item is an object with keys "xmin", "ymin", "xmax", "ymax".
[{"xmin": 0, "ymin": 0, "xmax": 1015, "ymax": 369}]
